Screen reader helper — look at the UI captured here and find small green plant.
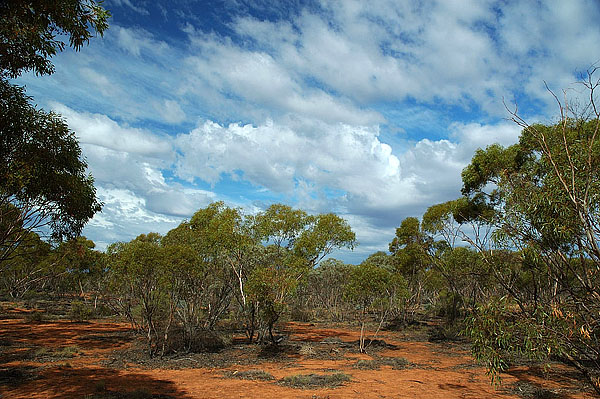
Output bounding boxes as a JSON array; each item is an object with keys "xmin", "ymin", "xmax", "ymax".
[
  {"xmin": 128, "ymin": 390, "xmax": 153, "ymax": 399},
  {"xmin": 382, "ymin": 356, "xmax": 411, "ymax": 370},
  {"xmin": 33, "ymin": 345, "xmax": 80, "ymax": 360},
  {"xmin": 353, "ymin": 359, "xmax": 379, "ymax": 370},
  {"xmin": 56, "ymin": 345, "xmax": 80, "ymax": 357},
  {"xmin": 298, "ymin": 343, "xmax": 316, "ymax": 356},
  {"xmin": 428, "ymin": 322, "xmax": 464, "ymax": 342},
  {"xmin": 70, "ymin": 301, "xmax": 95, "ymax": 322},
  {"xmin": 222, "ymin": 369, "xmax": 275, "ymax": 381},
  {"xmin": 279, "ymin": 373, "xmax": 351, "ymax": 389},
  {"xmin": 94, "ymin": 380, "xmax": 107, "ymax": 392},
  {"xmin": 25, "ymin": 311, "xmax": 44, "ymax": 323},
  {"xmin": 33, "ymin": 347, "xmax": 51, "ymax": 358},
  {"xmin": 84, "ymin": 389, "xmax": 157, "ymax": 399}
]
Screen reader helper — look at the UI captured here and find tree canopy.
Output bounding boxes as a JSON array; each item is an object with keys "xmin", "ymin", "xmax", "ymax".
[
  {"xmin": 0, "ymin": 0, "xmax": 109, "ymax": 78},
  {"xmin": 0, "ymin": 0, "xmax": 108, "ymax": 262},
  {"xmin": 457, "ymin": 73, "xmax": 600, "ymax": 392}
]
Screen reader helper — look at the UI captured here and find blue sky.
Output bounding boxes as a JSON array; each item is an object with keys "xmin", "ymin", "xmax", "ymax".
[{"xmin": 16, "ymin": 0, "xmax": 600, "ymax": 262}]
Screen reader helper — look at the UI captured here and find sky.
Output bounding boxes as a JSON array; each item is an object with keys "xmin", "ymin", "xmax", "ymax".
[{"xmin": 15, "ymin": 0, "xmax": 600, "ymax": 263}]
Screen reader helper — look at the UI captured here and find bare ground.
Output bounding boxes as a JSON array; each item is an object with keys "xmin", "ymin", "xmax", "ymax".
[{"xmin": 0, "ymin": 306, "xmax": 596, "ymax": 399}]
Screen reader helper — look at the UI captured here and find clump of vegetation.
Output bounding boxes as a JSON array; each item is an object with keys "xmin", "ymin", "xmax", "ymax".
[
  {"xmin": 502, "ymin": 381, "xmax": 561, "ymax": 399},
  {"xmin": 279, "ymin": 372, "xmax": 351, "ymax": 389},
  {"xmin": 57, "ymin": 346, "xmax": 80, "ymax": 357},
  {"xmin": 381, "ymin": 356, "xmax": 411, "ymax": 370},
  {"xmin": 353, "ymin": 359, "xmax": 379, "ymax": 370},
  {"xmin": 298, "ymin": 343, "xmax": 316, "ymax": 356},
  {"xmin": 428, "ymin": 322, "xmax": 464, "ymax": 342},
  {"xmin": 33, "ymin": 345, "xmax": 80, "ymax": 361},
  {"xmin": 353, "ymin": 356, "xmax": 412, "ymax": 370},
  {"xmin": 222, "ymin": 369, "xmax": 275, "ymax": 381},
  {"xmin": 70, "ymin": 301, "xmax": 96, "ymax": 322},
  {"xmin": 94, "ymin": 380, "xmax": 107, "ymax": 392},
  {"xmin": 25, "ymin": 311, "xmax": 44, "ymax": 323},
  {"xmin": 85, "ymin": 389, "xmax": 173, "ymax": 399},
  {"xmin": 0, "ymin": 366, "xmax": 39, "ymax": 385}
]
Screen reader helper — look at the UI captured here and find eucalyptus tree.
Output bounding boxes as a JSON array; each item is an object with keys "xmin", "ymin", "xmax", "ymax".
[
  {"xmin": 53, "ymin": 236, "xmax": 103, "ymax": 297},
  {"xmin": 106, "ymin": 233, "xmax": 168, "ymax": 357},
  {"xmin": 0, "ymin": 0, "xmax": 108, "ymax": 265},
  {"xmin": 163, "ymin": 202, "xmax": 256, "ymax": 345},
  {"xmin": 247, "ymin": 204, "xmax": 356, "ymax": 343},
  {"xmin": 345, "ymin": 259, "xmax": 401, "ymax": 353},
  {"xmin": 456, "ymin": 72, "xmax": 600, "ymax": 392},
  {"xmin": 0, "ymin": 231, "xmax": 52, "ymax": 297},
  {"xmin": 388, "ymin": 217, "xmax": 432, "ymax": 319},
  {"xmin": 0, "ymin": 0, "xmax": 109, "ymax": 78},
  {"xmin": 421, "ymin": 201, "xmax": 492, "ymax": 320},
  {"xmin": 0, "ymin": 82, "xmax": 102, "ymax": 263},
  {"xmin": 303, "ymin": 258, "xmax": 353, "ymax": 321}
]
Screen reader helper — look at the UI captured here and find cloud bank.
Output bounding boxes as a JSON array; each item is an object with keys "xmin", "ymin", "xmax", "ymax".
[{"xmin": 16, "ymin": 0, "xmax": 599, "ymax": 260}]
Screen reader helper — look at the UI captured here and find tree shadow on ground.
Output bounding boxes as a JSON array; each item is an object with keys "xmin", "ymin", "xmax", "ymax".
[
  {"xmin": 281, "ymin": 322, "xmax": 353, "ymax": 343},
  {"xmin": 503, "ymin": 365, "xmax": 592, "ymax": 399},
  {"xmin": 0, "ymin": 318, "xmax": 132, "ymax": 350},
  {"xmin": 0, "ymin": 365, "xmax": 193, "ymax": 399}
]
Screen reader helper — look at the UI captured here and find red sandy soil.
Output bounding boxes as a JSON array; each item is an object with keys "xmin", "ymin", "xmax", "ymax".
[{"xmin": 0, "ymin": 316, "xmax": 596, "ymax": 399}]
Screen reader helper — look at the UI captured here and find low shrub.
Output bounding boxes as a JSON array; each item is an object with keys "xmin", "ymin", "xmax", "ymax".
[
  {"xmin": 25, "ymin": 311, "xmax": 44, "ymax": 323},
  {"xmin": 94, "ymin": 380, "xmax": 107, "ymax": 392},
  {"xmin": 428, "ymin": 322, "xmax": 464, "ymax": 342},
  {"xmin": 32, "ymin": 345, "xmax": 80, "ymax": 361},
  {"xmin": 381, "ymin": 356, "xmax": 411, "ymax": 370},
  {"xmin": 353, "ymin": 359, "xmax": 379, "ymax": 370},
  {"xmin": 298, "ymin": 343, "xmax": 316, "ymax": 356},
  {"xmin": 70, "ymin": 301, "xmax": 95, "ymax": 322},
  {"xmin": 353, "ymin": 356, "xmax": 411, "ymax": 370},
  {"xmin": 84, "ymin": 389, "xmax": 161, "ymax": 399},
  {"xmin": 222, "ymin": 369, "xmax": 275, "ymax": 381},
  {"xmin": 279, "ymin": 372, "xmax": 351, "ymax": 389}
]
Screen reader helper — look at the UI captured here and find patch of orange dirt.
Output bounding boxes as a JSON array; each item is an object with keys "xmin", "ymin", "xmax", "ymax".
[{"xmin": 0, "ymin": 319, "xmax": 595, "ymax": 399}]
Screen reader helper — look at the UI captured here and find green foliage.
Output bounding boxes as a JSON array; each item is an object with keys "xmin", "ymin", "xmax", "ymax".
[
  {"xmin": 346, "ymin": 262, "xmax": 392, "ymax": 309},
  {"xmin": 167, "ymin": 202, "xmax": 257, "ymax": 342},
  {"xmin": 353, "ymin": 359, "xmax": 379, "ymax": 369},
  {"xmin": 222, "ymin": 369, "xmax": 275, "ymax": 381},
  {"xmin": 0, "ymin": 80, "xmax": 102, "ymax": 262},
  {"xmin": 53, "ymin": 236, "xmax": 105, "ymax": 297},
  {"xmin": 0, "ymin": 0, "xmax": 107, "ymax": 266},
  {"xmin": 294, "ymin": 213, "xmax": 356, "ymax": 265},
  {"xmin": 388, "ymin": 217, "xmax": 433, "ymax": 322},
  {"xmin": 465, "ymin": 297, "xmax": 563, "ymax": 386},
  {"xmin": 245, "ymin": 264, "xmax": 288, "ymax": 330},
  {"xmin": 25, "ymin": 310, "xmax": 44, "ymax": 323},
  {"xmin": 33, "ymin": 345, "xmax": 80, "ymax": 360},
  {"xmin": 106, "ymin": 233, "xmax": 170, "ymax": 356},
  {"xmin": 346, "ymin": 259, "xmax": 402, "ymax": 352},
  {"xmin": 458, "ymin": 82, "xmax": 600, "ymax": 392},
  {"xmin": 254, "ymin": 204, "xmax": 308, "ymax": 246},
  {"xmin": 0, "ymin": 231, "xmax": 52, "ymax": 297},
  {"xmin": 303, "ymin": 258, "xmax": 353, "ymax": 321},
  {"xmin": 69, "ymin": 300, "xmax": 95, "ymax": 322},
  {"xmin": 382, "ymin": 356, "xmax": 411, "ymax": 370},
  {"xmin": 163, "ymin": 202, "xmax": 245, "ymax": 336},
  {"xmin": 0, "ymin": 0, "xmax": 110, "ymax": 78},
  {"xmin": 279, "ymin": 372, "xmax": 351, "ymax": 389},
  {"xmin": 104, "ymin": 202, "xmax": 356, "ymax": 352},
  {"xmin": 244, "ymin": 246, "xmax": 304, "ymax": 343},
  {"xmin": 389, "ymin": 217, "xmax": 425, "ymax": 252},
  {"xmin": 246, "ymin": 203, "xmax": 355, "ymax": 343},
  {"xmin": 352, "ymin": 356, "xmax": 413, "ymax": 370}
]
